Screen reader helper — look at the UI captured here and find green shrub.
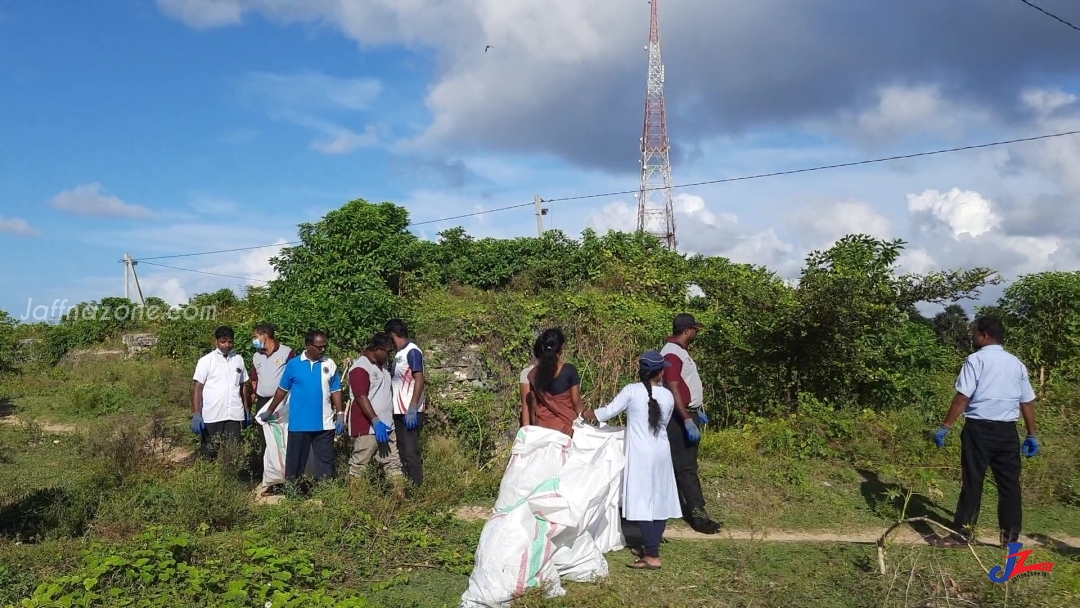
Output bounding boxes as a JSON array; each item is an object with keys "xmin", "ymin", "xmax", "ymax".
[{"xmin": 10, "ymin": 530, "xmax": 372, "ymax": 607}]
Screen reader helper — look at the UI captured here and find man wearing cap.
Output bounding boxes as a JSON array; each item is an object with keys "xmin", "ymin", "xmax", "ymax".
[{"xmin": 661, "ymin": 313, "xmax": 722, "ymax": 534}]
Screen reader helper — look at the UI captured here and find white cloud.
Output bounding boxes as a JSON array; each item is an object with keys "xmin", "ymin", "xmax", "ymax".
[
  {"xmin": 310, "ymin": 125, "xmax": 379, "ymax": 154},
  {"xmin": 908, "ymin": 188, "xmax": 1001, "ymax": 240},
  {"xmin": 856, "ymin": 85, "xmax": 952, "ymax": 139},
  {"xmin": 240, "ymin": 71, "xmax": 382, "ymax": 112},
  {"xmin": 588, "ymin": 193, "xmax": 796, "ymax": 271},
  {"xmin": 51, "ymin": 183, "xmax": 154, "ymax": 219},
  {"xmin": 1021, "ymin": 87, "xmax": 1077, "ymax": 117},
  {"xmin": 156, "ymin": 0, "xmax": 242, "ymax": 30},
  {"xmin": 239, "ymin": 71, "xmax": 381, "ymax": 154},
  {"xmin": 0, "ymin": 216, "xmax": 38, "ymax": 236},
  {"xmin": 896, "ymin": 248, "xmax": 936, "ymax": 274},
  {"xmin": 787, "ymin": 200, "xmax": 892, "ymax": 248}
]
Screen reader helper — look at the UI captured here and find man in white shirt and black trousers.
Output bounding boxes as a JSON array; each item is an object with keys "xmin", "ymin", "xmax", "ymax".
[
  {"xmin": 930, "ymin": 316, "xmax": 1040, "ymax": 548},
  {"xmin": 191, "ymin": 326, "xmax": 251, "ymax": 459}
]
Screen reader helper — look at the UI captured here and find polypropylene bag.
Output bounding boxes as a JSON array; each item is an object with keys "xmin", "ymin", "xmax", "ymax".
[
  {"xmin": 493, "ymin": 426, "xmax": 572, "ymax": 511},
  {"xmin": 460, "ymin": 421, "xmax": 626, "ymax": 608},
  {"xmin": 255, "ymin": 398, "xmax": 289, "ymax": 487}
]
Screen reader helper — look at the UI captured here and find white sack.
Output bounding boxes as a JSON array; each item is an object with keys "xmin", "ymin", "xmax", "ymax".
[
  {"xmin": 550, "ymin": 423, "xmax": 626, "ymax": 581},
  {"xmin": 255, "ymin": 399, "xmax": 289, "ymax": 487},
  {"xmin": 493, "ymin": 426, "xmax": 572, "ymax": 511},
  {"xmin": 461, "ymin": 421, "xmax": 626, "ymax": 608}
]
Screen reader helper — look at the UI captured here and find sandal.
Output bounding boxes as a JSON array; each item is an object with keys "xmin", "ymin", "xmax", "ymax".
[
  {"xmin": 628, "ymin": 559, "xmax": 661, "ymax": 570},
  {"xmin": 629, "ymin": 547, "xmax": 645, "ymax": 559}
]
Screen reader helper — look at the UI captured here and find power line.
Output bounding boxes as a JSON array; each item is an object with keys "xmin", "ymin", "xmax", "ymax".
[
  {"xmin": 1018, "ymin": 0, "xmax": 1080, "ymax": 33},
  {"xmin": 132, "ymin": 128, "xmax": 1080, "ymax": 266},
  {"xmin": 135, "ymin": 241, "xmax": 301, "ymax": 261},
  {"xmin": 409, "ymin": 203, "xmax": 535, "ymax": 227},
  {"xmin": 137, "ymin": 261, "xmax": 270, "ymax": 283},
  {"xmin": 543, "ymin": 129, "xmax": 1080, "ymax": 203}
]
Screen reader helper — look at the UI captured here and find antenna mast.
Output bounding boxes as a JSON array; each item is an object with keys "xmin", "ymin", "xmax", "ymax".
[{"xmin": 636, "ymin": 0, "xmax": 677, "ymax": 250}]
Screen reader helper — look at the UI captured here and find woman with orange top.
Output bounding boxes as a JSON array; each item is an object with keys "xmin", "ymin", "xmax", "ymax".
[{"xmin": 524, "ymin": 328, "xmax": 583, "ymax": 437}]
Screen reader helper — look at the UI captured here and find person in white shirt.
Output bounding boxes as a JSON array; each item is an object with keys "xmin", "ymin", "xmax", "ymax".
[
  {"xmin": 931, "ymin": 316, "xmax": 1040, "ymax": 548},
  {"xmin": 584, "ymin": 350, "xmax": 681, "ymax": 570},
  {"xmin": 385, "ymin": 319, "xmax": 426, "ymax": 488},
  {"xmin": 191, "ymin": 326, "xmax": 251, "ymax": 459}
]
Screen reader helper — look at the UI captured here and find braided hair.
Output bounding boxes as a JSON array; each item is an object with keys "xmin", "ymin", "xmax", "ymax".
[{"xmin": 641, "ymin": 367, "xmax": 662, "ymax": 435}]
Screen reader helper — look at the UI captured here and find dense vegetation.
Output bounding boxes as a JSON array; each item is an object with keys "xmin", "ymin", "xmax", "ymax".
[{"xmin": 1, "ymin": 199, "xmax": 1079, "ymax": 607}]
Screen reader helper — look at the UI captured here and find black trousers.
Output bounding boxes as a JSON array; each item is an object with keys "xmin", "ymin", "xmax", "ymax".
[
  {"xmin": 285, "ymin": 430, "xmax": 336, "ymax": 481},
  {"xmin": 199, "ymin": 420, "xmax": 242, "ymax": 459},
  {"xmin": 666, "ymin": 410, "xmax": 708, "ymax": 520},
  {"xmin": 953, "ymin": 419, "xmax": 1023, "ymax": 542},
  {"xmin": 393, "ymin": 413, "xmax": 425, "ymax": 487}
]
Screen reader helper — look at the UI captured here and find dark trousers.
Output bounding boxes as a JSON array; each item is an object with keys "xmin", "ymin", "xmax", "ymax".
[
  {"xmin": 393, "ymin": 413, "xmax": 425, "ymax": 487},
  {"xmin": 953, "ymin": 419, "xmax": 1023, "ymax": 542},
  {"xmin": 285, "ymin": 430, "xmax": 336, "ymax": 481},
  {"xmin": 199, "ymin": 420, "xmax": 242, "ymax": 459},
  {"xmin": 666, "ymin": 411, "xmax": 708, "ymax": 520},
  {"xmin": 637, "ymin": 520, "xmax": 668, "ymax": 558}
]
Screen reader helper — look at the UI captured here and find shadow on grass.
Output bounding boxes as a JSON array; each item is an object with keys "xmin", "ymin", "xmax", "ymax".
[
  {"xmin": 0, "ymin": 398, "xmax": 14, "ymax": 419},
  {"xmin": 0, "ymin": 487, "xmax": 95, "ymax": 542},
  {"xmin": 1027, "ymin": 533, "xmax": 1080, "ymax": 557},
  {"xmin": 857, "ymin": 468, "xmax": 952, "ymax": 540}
]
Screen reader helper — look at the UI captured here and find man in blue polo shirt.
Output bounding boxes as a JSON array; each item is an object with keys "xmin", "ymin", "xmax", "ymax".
[
  {"xmin": 931, "ymin": 316, "xmax": 1039, "ymax": 548},
  {"xmin": 258, "ymin": 329, "xmax": 345, "ymax": 482}
]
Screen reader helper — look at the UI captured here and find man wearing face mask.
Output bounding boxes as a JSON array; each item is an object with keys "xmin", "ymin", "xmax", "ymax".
[
  {"xmin": 251, "ymin": 324, "xmax": 295, "ymax": 411},
  {"xmin": 191, "ymin": 326, "xmax": 251, "ymax": 459},
  {"xmin": 250, "ymin": 323, "xmax": 297, "ymax": 492}
]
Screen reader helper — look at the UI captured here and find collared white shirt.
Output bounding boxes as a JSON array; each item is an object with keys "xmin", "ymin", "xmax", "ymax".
[
  {"xmin": 193, "ymin": 349, "xmax": 249, "ymax": 423},
  {"xmin": 956, "ymin": 345, "xmax": 1037, "ymax": 422}
]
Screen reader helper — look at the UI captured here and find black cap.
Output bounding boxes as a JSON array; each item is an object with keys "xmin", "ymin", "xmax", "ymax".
[{"xmin": 673, "ymin": 313, "xmax": 704, "ymax": 334}]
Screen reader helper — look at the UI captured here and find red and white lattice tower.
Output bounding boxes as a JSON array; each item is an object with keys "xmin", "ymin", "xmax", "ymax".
[{"xmin": 636, "ymin": 0, "xmax": 677, "ymax": 250}]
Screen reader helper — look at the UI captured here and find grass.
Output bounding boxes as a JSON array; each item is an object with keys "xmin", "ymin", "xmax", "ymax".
[{"xmin": 1, "ymin": 356, "xmax": 1079, "ymax": 607}]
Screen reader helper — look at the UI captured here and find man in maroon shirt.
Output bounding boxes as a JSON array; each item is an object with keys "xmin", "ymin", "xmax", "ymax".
[{"xmin": 661, "ymin": 313, "xmax": 721, "ymax": 534}]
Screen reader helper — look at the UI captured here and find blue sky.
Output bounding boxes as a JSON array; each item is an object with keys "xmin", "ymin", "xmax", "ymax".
[{"xmin": 4, "ymin": 0, "xmax": 1080, "ymax": 316}]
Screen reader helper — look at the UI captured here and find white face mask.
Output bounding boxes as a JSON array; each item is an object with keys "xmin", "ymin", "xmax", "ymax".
[{"xmin": 253, "ymin": 338, "xmax": 264, "ymax": 351}]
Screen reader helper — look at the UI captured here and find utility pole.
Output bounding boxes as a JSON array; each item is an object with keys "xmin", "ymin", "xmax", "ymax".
[
  {"xmin": 636, "ymin": 0, "xmax": 677, "ymax": 250},
  {"xmin": 534, "ymin": 195, "xmax": 548, "ymax": 237},
  {"xmin": 123, "ymin": 253, "xmax": 131, "ymax": 300},
  {"xmin": 122, "ymin": 253, "xmax": 146, "ymax": 305}
]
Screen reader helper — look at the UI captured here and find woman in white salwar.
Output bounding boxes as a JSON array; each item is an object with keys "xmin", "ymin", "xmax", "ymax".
[{"xmin": 583, "ymin": 350, "xmax": 681, "ymax": 569}]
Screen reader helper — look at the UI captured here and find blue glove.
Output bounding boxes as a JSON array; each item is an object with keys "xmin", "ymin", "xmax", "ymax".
[
  {"xmin": 190, "ymin": 413, "xmax": 205, "ymax": 435},
  {"xmin": 405, "ymin": 405, "xmax": 420, "ymax": 430},
  {"xmin": 374, "ymin": 419, "xmax": 393, "ymax": 443},
  {"xmin": 257, "ymin": 410, "xmax": 275, "ymax": 423},
  {"xmin": 335, "ymin": 412, "xmax": 346, "ymax": 436},
  {"xmin": 683, "ymin": 418, "xmax": 701, "ymax": 444},
  {"xmin": 1022, "ymin": 436, "xmax": 1040, "ymax": 458},
  {"xmin": 933, "ymin": 426, "xmax": 950, "ymax": 448},
  {"xmin": 696, "ymin": 409, "xmax": 710, "ymax": 425},
  {"xmin": 242, "ymin": 408, "xmax": 252, "ymax": 429}
]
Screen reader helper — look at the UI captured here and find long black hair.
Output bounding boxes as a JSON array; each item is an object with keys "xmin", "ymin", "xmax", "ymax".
[
  {"xmin": 534, "ymin": 328, "xmax": 566, "ymax": 394},
  {"xmin": 641, "ymin": 367, "xmax": 662, "ymax": 435}
]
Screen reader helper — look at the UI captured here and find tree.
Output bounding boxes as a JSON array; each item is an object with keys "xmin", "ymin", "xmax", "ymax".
[
  {"xmin": 0, "ymin": 311, "xmax": 17, "ymax": 371},
  {"xmin": 790, "ymin": 235, "xmax": 993, "ymax": 411},
  {"xmin": 264, "ymin": 199, "xmax": 419, "ymax": 352},
  {"xmin": 932, "ymin": 304, "xmax": 971, "ymax": 354},
  {"xmin": 997, "ymin": 271, "xmax": 1080, "ymax": 393}
]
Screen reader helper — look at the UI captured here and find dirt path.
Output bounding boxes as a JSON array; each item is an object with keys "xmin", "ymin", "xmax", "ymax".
[
  {"xmin": 0, "ymin": 415, "xmax": 77, "ymax": 434},
  {"xmin": 1, "ymin": 414, "xmax": 194, "ymax": 463},
  {"xmin": 453, "ymin": 506, "xmax": 1080, "ymax": 549}
]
